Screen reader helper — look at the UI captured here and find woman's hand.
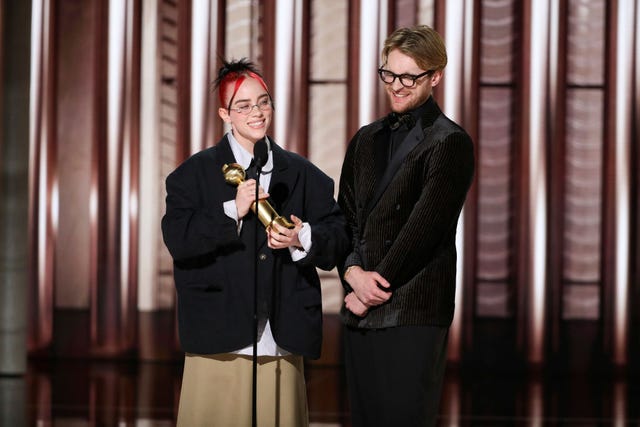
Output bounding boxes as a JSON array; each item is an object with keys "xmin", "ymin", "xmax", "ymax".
[
  {"xmin": 267, "ymin": 214, "xmax": 303, "ymax": 249},
  {"xmin": 235, "ymin": 179, "xmax": 269, "ymax": 219}
]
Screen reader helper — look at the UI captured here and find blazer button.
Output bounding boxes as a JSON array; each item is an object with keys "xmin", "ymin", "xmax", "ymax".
[
  {"xmin": 395, "ymin": 204, "xmax": 401, "ymax": 211},
  {"xmin": 259, "ymin": 253, "xmax": 267, "ymax": 261},
  {"xmin": 384, "ymin": 240, "xmax": 392, "ymax": 247}
]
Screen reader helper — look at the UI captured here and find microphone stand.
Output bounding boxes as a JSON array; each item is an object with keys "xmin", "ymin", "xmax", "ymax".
[{"xmin": 252, "ymin": 163, "xmax": 261, "ymax": 427}]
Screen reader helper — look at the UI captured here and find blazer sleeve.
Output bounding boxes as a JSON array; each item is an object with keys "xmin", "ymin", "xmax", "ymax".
[
  {"xmin": 376, "ymin": 131, "xmax": 475, "ymax": 285},
  {"xmin": 161, "ymin": 154, "xmax": 240, "ymax": 261},
  {"xmin": 336, "ymin": 130, "xmax": 364, "ymax": 282},
  {"xmin": 294, "ymin": 160, "xmax": 350, "ymax": 272}
]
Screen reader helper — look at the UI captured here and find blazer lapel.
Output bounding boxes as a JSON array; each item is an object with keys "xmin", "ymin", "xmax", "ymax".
[
  {"xmin": 362, "ymin": 97, "xmax": 442, "ymax": 219},
  {"xmin": 216, "ymin": 136, "xmax": 243, "ymax": 202},
  {"xmin": 248, "ymin": 139, "xmax": 297, "ymax": 250},
  {"xmin": 216, "ymin": 136, "xmax": 270, "ymax": 249},
  {"xmin": 363, "ymin": 120, "xmax": 426, "ymax": 217},
  {"xmin": 268, "ymin": 143, "xmax": 298, "ymax": 217},
  {"xmin": 354, "ymin": 121, "xmax": 385, "ymax": 228}
]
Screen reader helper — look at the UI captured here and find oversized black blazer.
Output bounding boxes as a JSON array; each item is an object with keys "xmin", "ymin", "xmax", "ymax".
[
  {"xmin": 338, "ymin": 96, "xmax": 475, "ymax": 329},
  {"xmin": 162, "ymin": 135, "xmax": 349, "ymax": 359}
]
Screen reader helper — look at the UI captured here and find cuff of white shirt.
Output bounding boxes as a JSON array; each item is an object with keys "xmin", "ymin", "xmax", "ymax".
[
  {"xmin": 223, "ymin": 200, "xmax": 242, "ymax": 233},
  {"xmin": 289, "ymin": 222, "xmax": 311, "ymax": 261}
]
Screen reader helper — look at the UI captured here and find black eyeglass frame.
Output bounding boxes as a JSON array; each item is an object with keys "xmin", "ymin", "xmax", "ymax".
[{"xmin": 377, "ymin": 67, "xmax": 434, "ymax": 88}]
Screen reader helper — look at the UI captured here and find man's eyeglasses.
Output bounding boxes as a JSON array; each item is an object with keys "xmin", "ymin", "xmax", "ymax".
[
  {"xmin": 229, "ymin": 98, "xmax": 273, "ymax": 115},
  {"xmin": 377, "ymin": 68, "xmax": 434, "ymax": 88}
]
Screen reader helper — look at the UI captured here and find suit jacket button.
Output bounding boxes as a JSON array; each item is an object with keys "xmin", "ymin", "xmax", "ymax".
[
  {"xmin": 395, "ymin": 204, "xmax": 401, "ymax": 210},
  {"xmin": 259, "ymin": 253, "xmax": 267, "ymax": 261},
  {"xmin": 384, "ymin": 240, "xmax": 392, "ymax": 246}
]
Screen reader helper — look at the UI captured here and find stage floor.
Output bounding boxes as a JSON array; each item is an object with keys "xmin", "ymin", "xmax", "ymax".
[{"xmin": 2, "ymin": 357, "xmax": 639, "ymax": 426}]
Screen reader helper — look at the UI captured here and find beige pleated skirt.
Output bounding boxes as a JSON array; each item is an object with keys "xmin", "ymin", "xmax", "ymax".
[{"xmin": 176, "ymin": 353, "xmax": 308, "ymax": 427}]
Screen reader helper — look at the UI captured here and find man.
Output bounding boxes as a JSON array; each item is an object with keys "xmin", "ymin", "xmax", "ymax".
[
  {"xmin": 162, "ymin": 59, "xmax": 349, "ymax": 426},
  {"xmin": 338, "ymin": 25, "xmax": 475, "ymax": 427}
]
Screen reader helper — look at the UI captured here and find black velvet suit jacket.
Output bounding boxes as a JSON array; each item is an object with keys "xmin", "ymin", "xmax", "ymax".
[
  {"xmin": 162, "ymin": 135, "xmax": 349, "ymax": 359},
  {"xmin": 338, "ymin": 96, "xmax": 475, "ymax": 329}
]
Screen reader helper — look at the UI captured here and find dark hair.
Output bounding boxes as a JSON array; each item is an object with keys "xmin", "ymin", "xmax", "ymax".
[
  {"xmin": 214, "ymin": 58, "xmax": 263, "ymax": 89},
  {"xmin": 214, "ymin": 58, "xmax": 270, "ymax": 109}
]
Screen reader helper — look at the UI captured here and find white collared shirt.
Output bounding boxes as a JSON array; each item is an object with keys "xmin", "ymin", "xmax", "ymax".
[{"xmin": 222, "ymin": 132, "xmax": 312, "ymax": 356}]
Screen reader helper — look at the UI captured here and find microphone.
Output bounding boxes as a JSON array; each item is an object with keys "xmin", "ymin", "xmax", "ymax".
[
  {"xmin": 222, "ymin": 136, "xmax": 293, "ymax": 229},
  {"xmin": 253, "ymin": 138, "xmax": 269, "ymax": 173},
  {"xmin": 250, "ymin": 138, "xmax": 270, "ymax": 427}
]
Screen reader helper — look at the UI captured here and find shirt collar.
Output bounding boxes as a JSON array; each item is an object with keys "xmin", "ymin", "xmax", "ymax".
[{"xmin": 227, "ymin": 132, "xmax": 273, "ymax": 172}]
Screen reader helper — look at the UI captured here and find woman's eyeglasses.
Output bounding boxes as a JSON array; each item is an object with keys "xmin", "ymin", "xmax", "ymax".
[{"xmin": 228, "ymin": 98, "xmax": 273, "ymax": 115}]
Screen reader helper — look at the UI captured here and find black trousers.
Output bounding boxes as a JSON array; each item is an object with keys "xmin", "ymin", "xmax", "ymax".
[{"xmin": 344, "ymin": 324, "xmax": 449, "ymax": 427}]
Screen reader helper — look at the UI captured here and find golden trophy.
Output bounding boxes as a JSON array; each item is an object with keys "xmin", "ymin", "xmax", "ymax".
[{"xmin": 222, "ymin": 163, "xmax": 295, "ymax": 229}]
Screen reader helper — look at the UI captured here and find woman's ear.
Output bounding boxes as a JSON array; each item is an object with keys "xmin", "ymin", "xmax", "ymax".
[{"xmin": 218, "ymin": 107, "xmax": 231, "ymax": 123}]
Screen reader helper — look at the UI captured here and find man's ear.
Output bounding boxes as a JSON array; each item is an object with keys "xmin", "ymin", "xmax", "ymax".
[
  {"xmin": 218, "ymin": 107, "xmax": 231, "ymax": 123},
  {"xmin": 430, "ymin": 70, "xmax": 443, "ymax": 88}
]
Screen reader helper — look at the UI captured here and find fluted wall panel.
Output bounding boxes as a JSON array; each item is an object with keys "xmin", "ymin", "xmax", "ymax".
[
  {"xmin": 28, "ymin": 0, "xmax": 55, "ymax": 353},
  {"xmin": 418, "ymin": 0, "xmax": 435, "ymax": 25},
  {"xmin": 476, "ymin": 87, "xmax": 513, "ymax": 317},
  {"xmin": 309, "ymin": 83, "xmax": 346, "ymax": 314},
  {"xmin": 558, "ymin": 0, "xmax": 606, "ymax": 334},
  {"xmin": 310, "ymin": 1, "xmax": 347, "ymax": 81},
  {"xmin": 563, "ymin": 90, "xmax": 603, "ymax": 286},
  {"xmin": 395, "ymin": 0, "xmax": 418, "ymax": 27},
  {"xmin": 567, "ymin": 0, "xmax": 605, "ymax": 85},
  {"xmin": 480, "ymin": 0, "xmax": 515, "ymax": 83},
  {"xmin": 476, "ymin": 89, "xmax": 512, "ymax": 282},
  {"xmin": 156, "ymin": 0, "xmax": 179, "ymax": 308},
  {"xmin": 0, "ymin": 0, "xmax": 31, "ymax": 374},
  {"xmin": 474, "ymin": 0, "xmax": 516, "ymax": 321},
  {"xmin": 11, "ymin": 0, "xmax": 638, "ymax": 370},
  {"xmin": 308, "ymin": 1, "xmax": 348, "ymax": 313},
  {"xmin": 89, "ymin": 0, "xmax": 140, "ymax": 356},
  {"xmin": 609, "ymin": 0, "xmax": 636, "ymax": 366},
  {"xmin": 55, "ymin": 1, "xmax": 96, "ymax": 308},
  {"xmin": 226, "ymin": 0, "xmax": 259, "ymax": 64}
]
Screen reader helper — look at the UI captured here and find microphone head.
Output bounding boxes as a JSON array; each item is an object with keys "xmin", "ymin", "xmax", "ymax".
[{"xmin": 253, "ymin": 138, "xmax": 269, "ymax": 169}]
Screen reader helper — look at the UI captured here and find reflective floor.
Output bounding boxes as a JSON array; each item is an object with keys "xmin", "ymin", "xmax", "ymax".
[{"xmin": 2, "ymin": 358, "xmax": 640, "ymax": 426}]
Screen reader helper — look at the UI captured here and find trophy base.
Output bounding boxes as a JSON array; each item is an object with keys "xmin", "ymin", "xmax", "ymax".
[{"xmin": 272, "ymin": 216, "xmax": 295, "ymax": 229}]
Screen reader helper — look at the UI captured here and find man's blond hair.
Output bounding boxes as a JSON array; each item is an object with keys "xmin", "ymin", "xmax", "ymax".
[{"xmin": 382, "ymin": 25, "xmax": 448, "ymax": 71}]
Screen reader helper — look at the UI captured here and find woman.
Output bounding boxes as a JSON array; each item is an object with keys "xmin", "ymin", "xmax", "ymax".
[{"xmin": 161, "ymin": 58, "xmax": 348, "ymax": 426}]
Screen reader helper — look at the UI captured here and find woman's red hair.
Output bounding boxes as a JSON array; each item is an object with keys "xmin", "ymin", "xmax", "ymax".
[{"xmin": 214, "ymin": 58, "xmax": 270, "ymax": 109}]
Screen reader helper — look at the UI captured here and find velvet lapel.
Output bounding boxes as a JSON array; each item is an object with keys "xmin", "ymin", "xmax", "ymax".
[
  {"xmin": 362, "ymin": 120, "xmax": 426, "ymax": 218},
  {"xmin": 355, "ymin": 120, "xmax": 386, "ymax": 228},
  {"xmin": 362, "ymin": 97, "xmax": 442, "ymax": 219}
]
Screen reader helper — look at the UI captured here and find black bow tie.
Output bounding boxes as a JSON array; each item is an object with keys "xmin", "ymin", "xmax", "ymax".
[
  {"xmin": 246, "ymin": 158, "xmax": 272, "ymax": 180},
  {"xmin": 386, "ymin": 112, "xmax": 415, "ymax": 131},
  {"xmin": 246, "ymin": 158, "xmax": 259, "ymax": 179}
]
